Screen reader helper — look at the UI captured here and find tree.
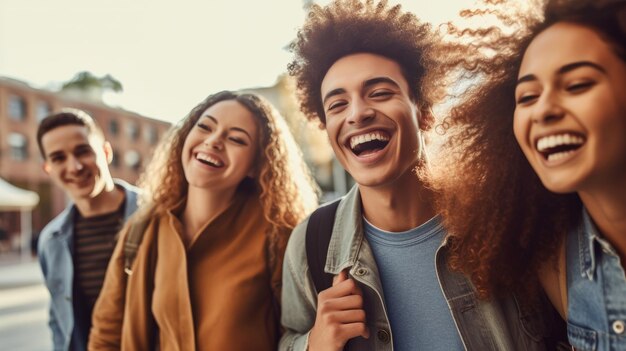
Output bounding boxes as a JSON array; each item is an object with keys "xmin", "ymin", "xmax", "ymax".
[{"xmin": 61, "ymin": 71, "xmax": 123, "ymax": 93}]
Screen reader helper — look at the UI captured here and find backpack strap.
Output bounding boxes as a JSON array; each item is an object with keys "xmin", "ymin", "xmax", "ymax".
[
  {"xmin": 123, "ymin": 215, "xmax": 151, "ymax": 276},
  {"xmin": 305, "ymin": 199, "xmax": 341, "ymax": 294}
]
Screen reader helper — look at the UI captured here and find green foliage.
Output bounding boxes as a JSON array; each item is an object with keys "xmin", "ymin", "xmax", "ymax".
[{"xmin": 61, "ymin": 71, "xmax": 123, "ymax": 93}]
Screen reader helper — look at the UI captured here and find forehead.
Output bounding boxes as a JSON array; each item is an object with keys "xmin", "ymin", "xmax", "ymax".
[
  {"xmin": 321, "ymin": 53, "xmax": 409, "ymax": 95},
  {"xmin": 520, "ymin": 22, "xmax": 618, "ymax": 75},
  {"xmin": 201, "ymin": 100, "xmax": 258, "ymax": 131},
  {"xmin": 41, "ymin": 124, "xmax": 93, "ymax": 154}
]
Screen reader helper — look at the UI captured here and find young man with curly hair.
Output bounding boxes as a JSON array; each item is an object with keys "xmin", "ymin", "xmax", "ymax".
[
  {"xmin": 280, "ymin": 1, "xmax": 564, "ymax": 350},
  {"xmin": 36, "ymin": 109, "xmax": 139, "ymax": 351}
]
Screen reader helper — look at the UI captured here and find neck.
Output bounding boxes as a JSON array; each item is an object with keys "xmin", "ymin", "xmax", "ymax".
[
  {"xmin": 580, "ymin": 183, "xmax": 626, "ymax": 262},
  {"xmin": 74, "ymin": 183, "xmax": 124, "ymax": 217},
  {"xmin": 359, "ymin": 168, "xmax": 435, "ymax": 232},
  {"xmin": 181, "ymin": 186, "xmax": 237, "ymax": 243}
]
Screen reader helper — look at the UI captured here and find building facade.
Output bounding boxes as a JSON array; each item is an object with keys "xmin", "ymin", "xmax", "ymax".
[{"xmin": 0, "ymin": 77, "xmax": 170, "ymax": 244}]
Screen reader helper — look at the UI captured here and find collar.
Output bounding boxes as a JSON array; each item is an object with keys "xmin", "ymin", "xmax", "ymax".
[
  {"xmin": 324, "ymin": 185, "xmax": 363, "ymax": 274},
  {"xmin": 578, "ymin": 208, "xmax": 616, "ymax": 281}
]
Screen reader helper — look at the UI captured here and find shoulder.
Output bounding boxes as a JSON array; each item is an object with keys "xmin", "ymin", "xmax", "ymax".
[
  {"xmin": 285, "ymin": 216, "xmax": 311, "ymax": 264},
  {"xmin": 38, "ymin": 207, "xmax": 73, "ymax": 250},
  {"xmin": 284, "ymin": 196, "xmax": 344, "ymax": 267},
  {"xmin": 115, "ymin": 179, "xmax": 140, "ymax": 197},
  {"xmin": 114, "ymin": 179, "xmax": 141, "ymax": 214}
]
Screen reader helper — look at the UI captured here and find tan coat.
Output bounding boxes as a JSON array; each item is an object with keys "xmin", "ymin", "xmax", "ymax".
[{"xmin": 89, "ymin": 194, "xmax": 284, "ymax": 350}]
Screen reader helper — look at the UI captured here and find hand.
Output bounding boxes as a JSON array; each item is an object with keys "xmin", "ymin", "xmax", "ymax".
[{"xmin": 308, "ymin": 270, "xmax": 370, "ymax": 351}]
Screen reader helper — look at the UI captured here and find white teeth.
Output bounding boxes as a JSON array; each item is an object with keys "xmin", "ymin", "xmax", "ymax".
[
  {"xmin": 547, "ymin": 150, "xmax": 576, "ymax": 162},
  {"xmin": 196, "ymin": 152, "xmax": 223, "ymax": 167},
  {"xmin": 536, "ymin": 133, "xmax": 584, "ymax": 152},
  {"xmin": 349, "ymin": 132, "xmax": 390, "ymax": 149}
]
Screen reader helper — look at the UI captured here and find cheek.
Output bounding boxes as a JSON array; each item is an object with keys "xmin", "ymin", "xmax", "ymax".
[
  {"xmin": 324, "ymin": 124, "xmax": 341, "ymax": 148},
  {"xmin": 512, "ymin": 112, "xmax": 528, "ymax": 150},
  {"xmin": 181, "ymin": 136, "xmax": 194, "ymax": 157}
]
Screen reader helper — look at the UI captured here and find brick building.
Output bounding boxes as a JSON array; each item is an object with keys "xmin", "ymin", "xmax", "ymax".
[{"xmin": 0, "ymin": 76, "xmax": 170, "ymax": 244}]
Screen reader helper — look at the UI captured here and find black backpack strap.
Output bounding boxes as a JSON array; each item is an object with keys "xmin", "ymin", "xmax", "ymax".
[{"xmin": 305, "ymin": 199, "xmax": 341, "ymax": 294}]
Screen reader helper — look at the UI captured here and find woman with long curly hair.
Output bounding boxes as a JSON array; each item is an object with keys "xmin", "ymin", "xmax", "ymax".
[
  {"xmin": 89, "ymin": 90, "xmax": 318, "ymax": 350},
  {"xmin": 434, "ymin": 0, "xmax": 626, "ymax": 349}
]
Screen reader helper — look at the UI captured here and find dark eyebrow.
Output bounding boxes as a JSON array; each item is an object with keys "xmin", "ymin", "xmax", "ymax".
[
  {"xmin": 363, "ymin": 77, "xmax": 401, "ymax": 90},
  {"xmin": 204, "ymin": 115, "xmax": 218, "ymax": 124},
  {"xmin": 517, "ymin": 61, "xmax": 607, "ymax": 87},
  {"xmin": 322, "ymin": 88, "xmax": 346, "ymax": 107},
  {"xmin": 203, "ymin": 115, "xmax": 252, "ymax": 140},
  {"xmin": 230, "ymin": 127, "xmax": 252, "ymax": 140},
  {"xmin": 322, "ymin": 76, "xmax": 401, "ymax": 106},
  {"xmin": 558, "ymin": 61, "xmax": 606, "ymax": 75},
  {"xmin": 46, "ymin": 150, "xmax": 64, "ymax": 159},
  {"xmin": 516, "ymin": 74, "xmax": 537, "ymax": 87}
]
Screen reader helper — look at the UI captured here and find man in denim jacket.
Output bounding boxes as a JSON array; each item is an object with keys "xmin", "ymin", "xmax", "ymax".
[
  {"xmin": 36, "ymin": 110, "xmax": 139, "ymax": 351},
  {"xmin": 280, "ymin": 1, "xmax": 563, "ymax": 350}
]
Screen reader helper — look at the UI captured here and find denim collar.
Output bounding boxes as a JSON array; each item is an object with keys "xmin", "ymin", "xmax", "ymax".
[
  {"xmin": 324, "ymin": 185, "xmax": 363, "ymax": 274},
  {"xmin": 578, "ymin": 208, "xmax": 616, "ymax": 281}
]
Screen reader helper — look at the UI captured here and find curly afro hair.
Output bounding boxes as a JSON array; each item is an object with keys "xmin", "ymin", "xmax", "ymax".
[
  {"xmin": 288, "ymin": 0, "xmax": 446, "ymax": 127},
  {"xmin": 432, "ymin": 0, "xmax": 625, "ymax": 299}
]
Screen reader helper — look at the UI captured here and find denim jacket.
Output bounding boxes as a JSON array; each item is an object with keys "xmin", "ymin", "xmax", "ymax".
[
  {"xmin": 566, "ymin": 209, "xmax": 626, "ymax": 351},
  {"xmin": 280, "ymin": 185, "xmax": 557, "ymax": 351},
  {"xmin": 38, "ymin": 180, "xmax": 139, "ymax": 351}
]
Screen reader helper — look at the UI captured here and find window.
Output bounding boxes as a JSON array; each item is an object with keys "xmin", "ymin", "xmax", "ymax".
[
  {"xmin": 36, "ymin": 101, "xmax": 51, "ymax": 121},
  {"xmin": 126, "ymin": 121, "xmax": 139, "ymax": 141},
  {"xmin": 8, "ymin": 133, "xmax": 28, "ymax": 160},
  {"xmin": 144, "ymin": 125, "xmax": 158, "ymax": 145},
  {"xmin": 124, "ymin": 150, "xmax": 141, "ymax": 170},
  {"xmin": 8, "ymin": 95, "xmax": 27, "ymax": 120},
  {"xmin": 109, "ymin": 119, "xmax": 119, "ymax": 136}
]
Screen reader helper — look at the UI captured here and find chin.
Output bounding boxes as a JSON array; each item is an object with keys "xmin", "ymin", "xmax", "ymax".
[
  {"xmin": 352, "ymin": 174, "xmax": 392, "ymax": 188},
  {"xmin": 540, "ymin": 178, "xmax": 580, "ymax": 195}
]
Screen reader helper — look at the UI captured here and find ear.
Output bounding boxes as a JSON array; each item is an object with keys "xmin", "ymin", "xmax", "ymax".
[
  {"xmin": 417, "ymin": 108, "xmax": 435, "ymax": 132},
  {"xmin": 42, "ymin": 162, "xmax": 51, "ymax": 175},
  {"xmin": 103, "ymin": 141, "xmax": 114, "ymax": 164}
]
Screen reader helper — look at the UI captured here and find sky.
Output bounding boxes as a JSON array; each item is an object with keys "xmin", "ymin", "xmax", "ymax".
[{"xmin": 0, "ymin": 0, "xmax": 473, "ymax": 123}]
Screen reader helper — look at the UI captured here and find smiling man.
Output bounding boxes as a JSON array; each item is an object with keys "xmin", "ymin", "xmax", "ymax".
[
  {"xmin": 279, "ymin": 1, "xmax": 563, "ymax": 351},
  {"xmin": 36, "ymin": 109, "xmax": 139, "ymax": 351}
]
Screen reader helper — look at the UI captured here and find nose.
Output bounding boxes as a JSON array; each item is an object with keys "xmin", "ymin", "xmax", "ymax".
[
  {"xmin": 203, "ymin": 135, "xmax": 224, "ymax": 151},
  {"xmin": 68, "ymin": 156, "xmax": 84, "ymax": 173},
  {"xmin": 346, "ymin": 98, "xmax": 375, "ymax": 125},
  {"xmin": 532, "ymin": 92, "xmax": 565, "ymax": 124}
]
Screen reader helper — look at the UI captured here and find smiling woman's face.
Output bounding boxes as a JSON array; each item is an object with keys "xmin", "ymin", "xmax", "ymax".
[
  {"xmin": 513, "ymin": 21, "xmax": 626, "ymax": 194},
  {"xmin": 181, "ymin": 99, "xmax": 259, "ymax": 193}
]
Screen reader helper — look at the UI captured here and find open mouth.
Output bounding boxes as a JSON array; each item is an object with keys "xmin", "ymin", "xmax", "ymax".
[
  {"xmin": 196, "ymin": 152, "xmax": 224, "ymax": 168},
  {"xmin": 535, "ymin": 132, "xmax": 585, "ymax": 162},
  {"xmin": 349, "ymin": 131, "xmax": 390, "ymax": 156}
]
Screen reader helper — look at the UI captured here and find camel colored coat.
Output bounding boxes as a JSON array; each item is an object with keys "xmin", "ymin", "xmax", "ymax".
[{"xmin": 89, "ymin": 194, "xmax": 284, "ymax": 350}]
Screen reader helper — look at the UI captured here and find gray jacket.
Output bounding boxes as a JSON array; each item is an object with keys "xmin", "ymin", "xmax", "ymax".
[
  {"xmin": 38, "ymin": 180, "xmax": 139, "ymax": 351},
  {"xmin": 280, "ymin": 185, "xmax": 556, "ymax": 351}
]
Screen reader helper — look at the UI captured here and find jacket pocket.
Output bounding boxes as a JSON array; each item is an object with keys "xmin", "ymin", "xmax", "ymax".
[{"xmin": 567, "ymin": 321, "xmax": 597, "ymax": 351}]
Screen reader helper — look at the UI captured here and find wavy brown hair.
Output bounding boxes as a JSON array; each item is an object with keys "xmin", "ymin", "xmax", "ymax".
[
  {"xmin": 288, "ymin": 0, "xmax": 448, "ymax": 129},
  {"xmin": 138, "ymin": 90, "xmax": 319, "ymax": 272},
  {"xmin": 432, "ymin": 0, "xmax": 626, "ymax": 298}
]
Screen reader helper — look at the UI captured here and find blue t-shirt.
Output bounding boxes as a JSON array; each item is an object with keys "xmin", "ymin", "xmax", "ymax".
[{"xmin": 363, "ymin": 215, "xmax": 464, "ymax": 351}]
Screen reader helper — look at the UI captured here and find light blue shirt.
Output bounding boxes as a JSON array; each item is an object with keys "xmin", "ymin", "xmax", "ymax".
[{"xmin": 363, "ymin": 215, "xmax": 463, "ymax": 351}]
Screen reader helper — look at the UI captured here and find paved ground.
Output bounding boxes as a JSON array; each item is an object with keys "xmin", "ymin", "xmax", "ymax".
[{"xmin": 0, "ymin": 253, "xmax": 52, "ymax": 351}]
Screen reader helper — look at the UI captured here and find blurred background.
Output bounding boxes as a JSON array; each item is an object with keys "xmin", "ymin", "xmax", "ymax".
[{"xmin": 0, "ymin": 0, "xmax": 472, "ymax": 349}]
